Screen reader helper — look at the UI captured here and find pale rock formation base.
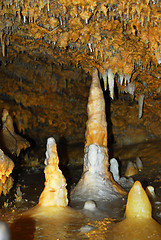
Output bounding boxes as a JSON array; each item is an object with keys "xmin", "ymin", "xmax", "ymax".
[
  {"xmin": 110, "ymin": 158, "xmax": 134, "ymax": 190},
  {"xmin": 70, "ymin": 144, "xmax": 126, "ymax": 205}
]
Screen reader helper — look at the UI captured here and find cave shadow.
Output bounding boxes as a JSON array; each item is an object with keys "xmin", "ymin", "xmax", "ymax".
[
  {"xmin": 10, "ymin": 216, "xmax": 36, "ymax": 240},
  {"xmin": 100, "ymin": 78, "xmax": 115, "ymax": 160},
  {"xmin": 57, "ymin": 136, "xmax": 72, "ymax": 191},
  {"xmin": 57, "ymin": 136, "xmax": 69, "ymax": 166}
]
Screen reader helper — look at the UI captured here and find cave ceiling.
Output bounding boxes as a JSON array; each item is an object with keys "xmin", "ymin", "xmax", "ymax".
[{"xmin": 0, "ymin": 0, "xmax": 161, "ymax": 146}]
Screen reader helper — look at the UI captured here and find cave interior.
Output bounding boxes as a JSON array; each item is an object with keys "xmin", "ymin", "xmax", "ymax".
[{"xmin": 0, "ymin": 0, "xmax": 161, "ymax": 239}]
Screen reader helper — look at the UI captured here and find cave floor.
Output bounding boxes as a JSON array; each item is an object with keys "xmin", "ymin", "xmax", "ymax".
[{"xmin": 0, "ymin": 139, "xmax": 161, "ymax": 239}]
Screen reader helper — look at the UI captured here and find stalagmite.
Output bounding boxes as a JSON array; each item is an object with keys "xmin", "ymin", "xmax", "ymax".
[
  {"xmin": 39, "ymin": 137, "xmax": 68, "ymax": 207},
  {"xmin": 110, "ymin": 158, "xmax": 134, "ymax": 189},
  {"xmin": 146, "ymin": 186, "xmax": 156, "ymax": 200},
  {"xmin": 136, "ymin": 157, "xmax": 143, "ymax": 171},
  {"xmin": 1, "ymin": 109, "xmax": 30, "ymax": 156},
  {"xmin": 125, "ymin": 161, "xmax": 138, "ymax": 177},
  {"xmin": 0, "ymin": 221, "xmax": 10, "ymax": 240},
  {"xmin": 0, "ymin": 149, "xmax": 14, "ymax": 196},
  {"xmin": 85, "ymin": 68, "xmax": 107, "ymax": 149},
  {"xmin": 70, "ymin": 69, "xmax": 126, "ymax": 206},
  {"xmin": 110, "ymin": 181, "xmax": 161, "ymax": 239},
  {"xmin": 110, "ymin": 158, "xmax": 120, "ymax": 182},
  {"xmin": 126, "ymin": 181, "xmax": 152, "ymax": 218},
  {"xmin": 83, "ymin": 200, "xmax": 97, "ymax": 211}
]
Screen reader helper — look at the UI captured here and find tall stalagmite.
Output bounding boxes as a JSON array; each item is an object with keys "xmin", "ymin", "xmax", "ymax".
[
  {"xmin": 39, "ymin": 137, "xmax": 68, "ymax": 207},
  {"xmin": 70, "ymin": 69, "xmax": 126, "ymax": 205},
  {"xmin": 85, "ymin": 68, "xmax": 107, "ymax": 149}
]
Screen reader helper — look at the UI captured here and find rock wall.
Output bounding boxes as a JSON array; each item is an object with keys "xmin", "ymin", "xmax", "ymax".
[{"xmin": 0, "ymin": 0, "xmax": 161, "ymax": 146}]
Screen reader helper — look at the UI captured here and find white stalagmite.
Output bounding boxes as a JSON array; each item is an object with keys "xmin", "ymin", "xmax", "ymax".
[
  {"xmin": 110, "ymin": 158, "xmax": 120, "ymax": 182},
  {"xmin": 138, "ymin": 94, "xmax": 145, "ymax": 119},
  {"xmin": 136, "ymin": 157, "xmax": 143, "ymax": 171},
  {"xmin": 107, "ymin": 69, "xmax": 115, "ymax": 99}
]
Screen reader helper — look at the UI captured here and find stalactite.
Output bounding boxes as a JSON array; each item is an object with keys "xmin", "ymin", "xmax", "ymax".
[
  {"xmin": 108, "ymin": 69, "xmax": 115, "ymax": 99},
  {"xmin": 124, "ymin": 82, "xmax": 135, "ymax": 97},
  {"xmin": 138, "ymin": 94, "xmax": 145, "ymax": 119},
  {"xmin": 102, "ymin": 70, "xmax": 108, "ymax": 91}
]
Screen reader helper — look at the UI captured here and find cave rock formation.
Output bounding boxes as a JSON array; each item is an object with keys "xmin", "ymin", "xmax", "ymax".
[
  {"xmin": 39, "ymin": 137, "xmax": 68, "ymax": 207},
  {"xmin": 70, "ymin": 69, "xmax": 127, "ymax": 206}
]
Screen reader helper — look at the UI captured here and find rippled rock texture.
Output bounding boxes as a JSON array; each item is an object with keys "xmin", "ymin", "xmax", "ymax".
[{"xmin": 0, "ymin": 0, "xmax": 160, "ymax": 146}]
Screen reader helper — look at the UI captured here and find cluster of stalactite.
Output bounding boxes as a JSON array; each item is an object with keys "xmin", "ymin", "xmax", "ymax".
[{"xmin": 0, "ymin": 0, "xmax": 160, "ymax": 98}]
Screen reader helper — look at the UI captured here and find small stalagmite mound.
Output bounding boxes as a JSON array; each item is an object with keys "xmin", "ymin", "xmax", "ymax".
[
  {"xmin": 38, "ymin": 137, "xmax": 68, "ymax": 207},
  {"xmin": 126, "ymin": 181, "xmax": 152, "ymax": 219},
  {"xmin": 70, "ymin": 69, "xmax": 126, "ymax": 206},
  {"xmin": 1, "ymin": 109, "xmax": 30, "ymax": 156},
  {"xmin": 125, "ymin": 161, "xmax": 138, "ymax": 177},
  {"xmin": 0, "ymin": 149, "xmax": 14, "ymax": 196},
  {"xmin": 110, "ymin": 181, "xmax": 161, "ymax": 240}
]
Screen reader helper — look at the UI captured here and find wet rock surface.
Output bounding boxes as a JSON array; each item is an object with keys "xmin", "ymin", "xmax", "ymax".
[{"xmin": 0, "ymin": 140, "xmax": 160, "ymax": 240}]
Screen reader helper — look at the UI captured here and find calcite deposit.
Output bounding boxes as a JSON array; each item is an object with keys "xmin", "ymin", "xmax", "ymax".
[
  {"xmin": 85, "ymin": 68, "xmax": 107, "ymax": 149},
  {"xmin": 1, "ymin": 109, "xmax": 30, "ymax": 156},
  {"xmin": 125, "ymin": 161, "xmax": 138, "ymax": 177},
  {"xmin": 0, "ymin": 149, "xmax": 14, "ymax": 196},
  {"xmin": 70, "ymin": 69, "xmax": 126, "ymax": 205},
  {"xmin": 39, "ymin": 137, "xmax": 68, "ymax": 207},
  {"xmin": 109, "ymin": 181, "xmax": 161, "ymax": 239},
  {"xmin": 0, "ymin": 0, "xmax": 160, "ymax": 146}
]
